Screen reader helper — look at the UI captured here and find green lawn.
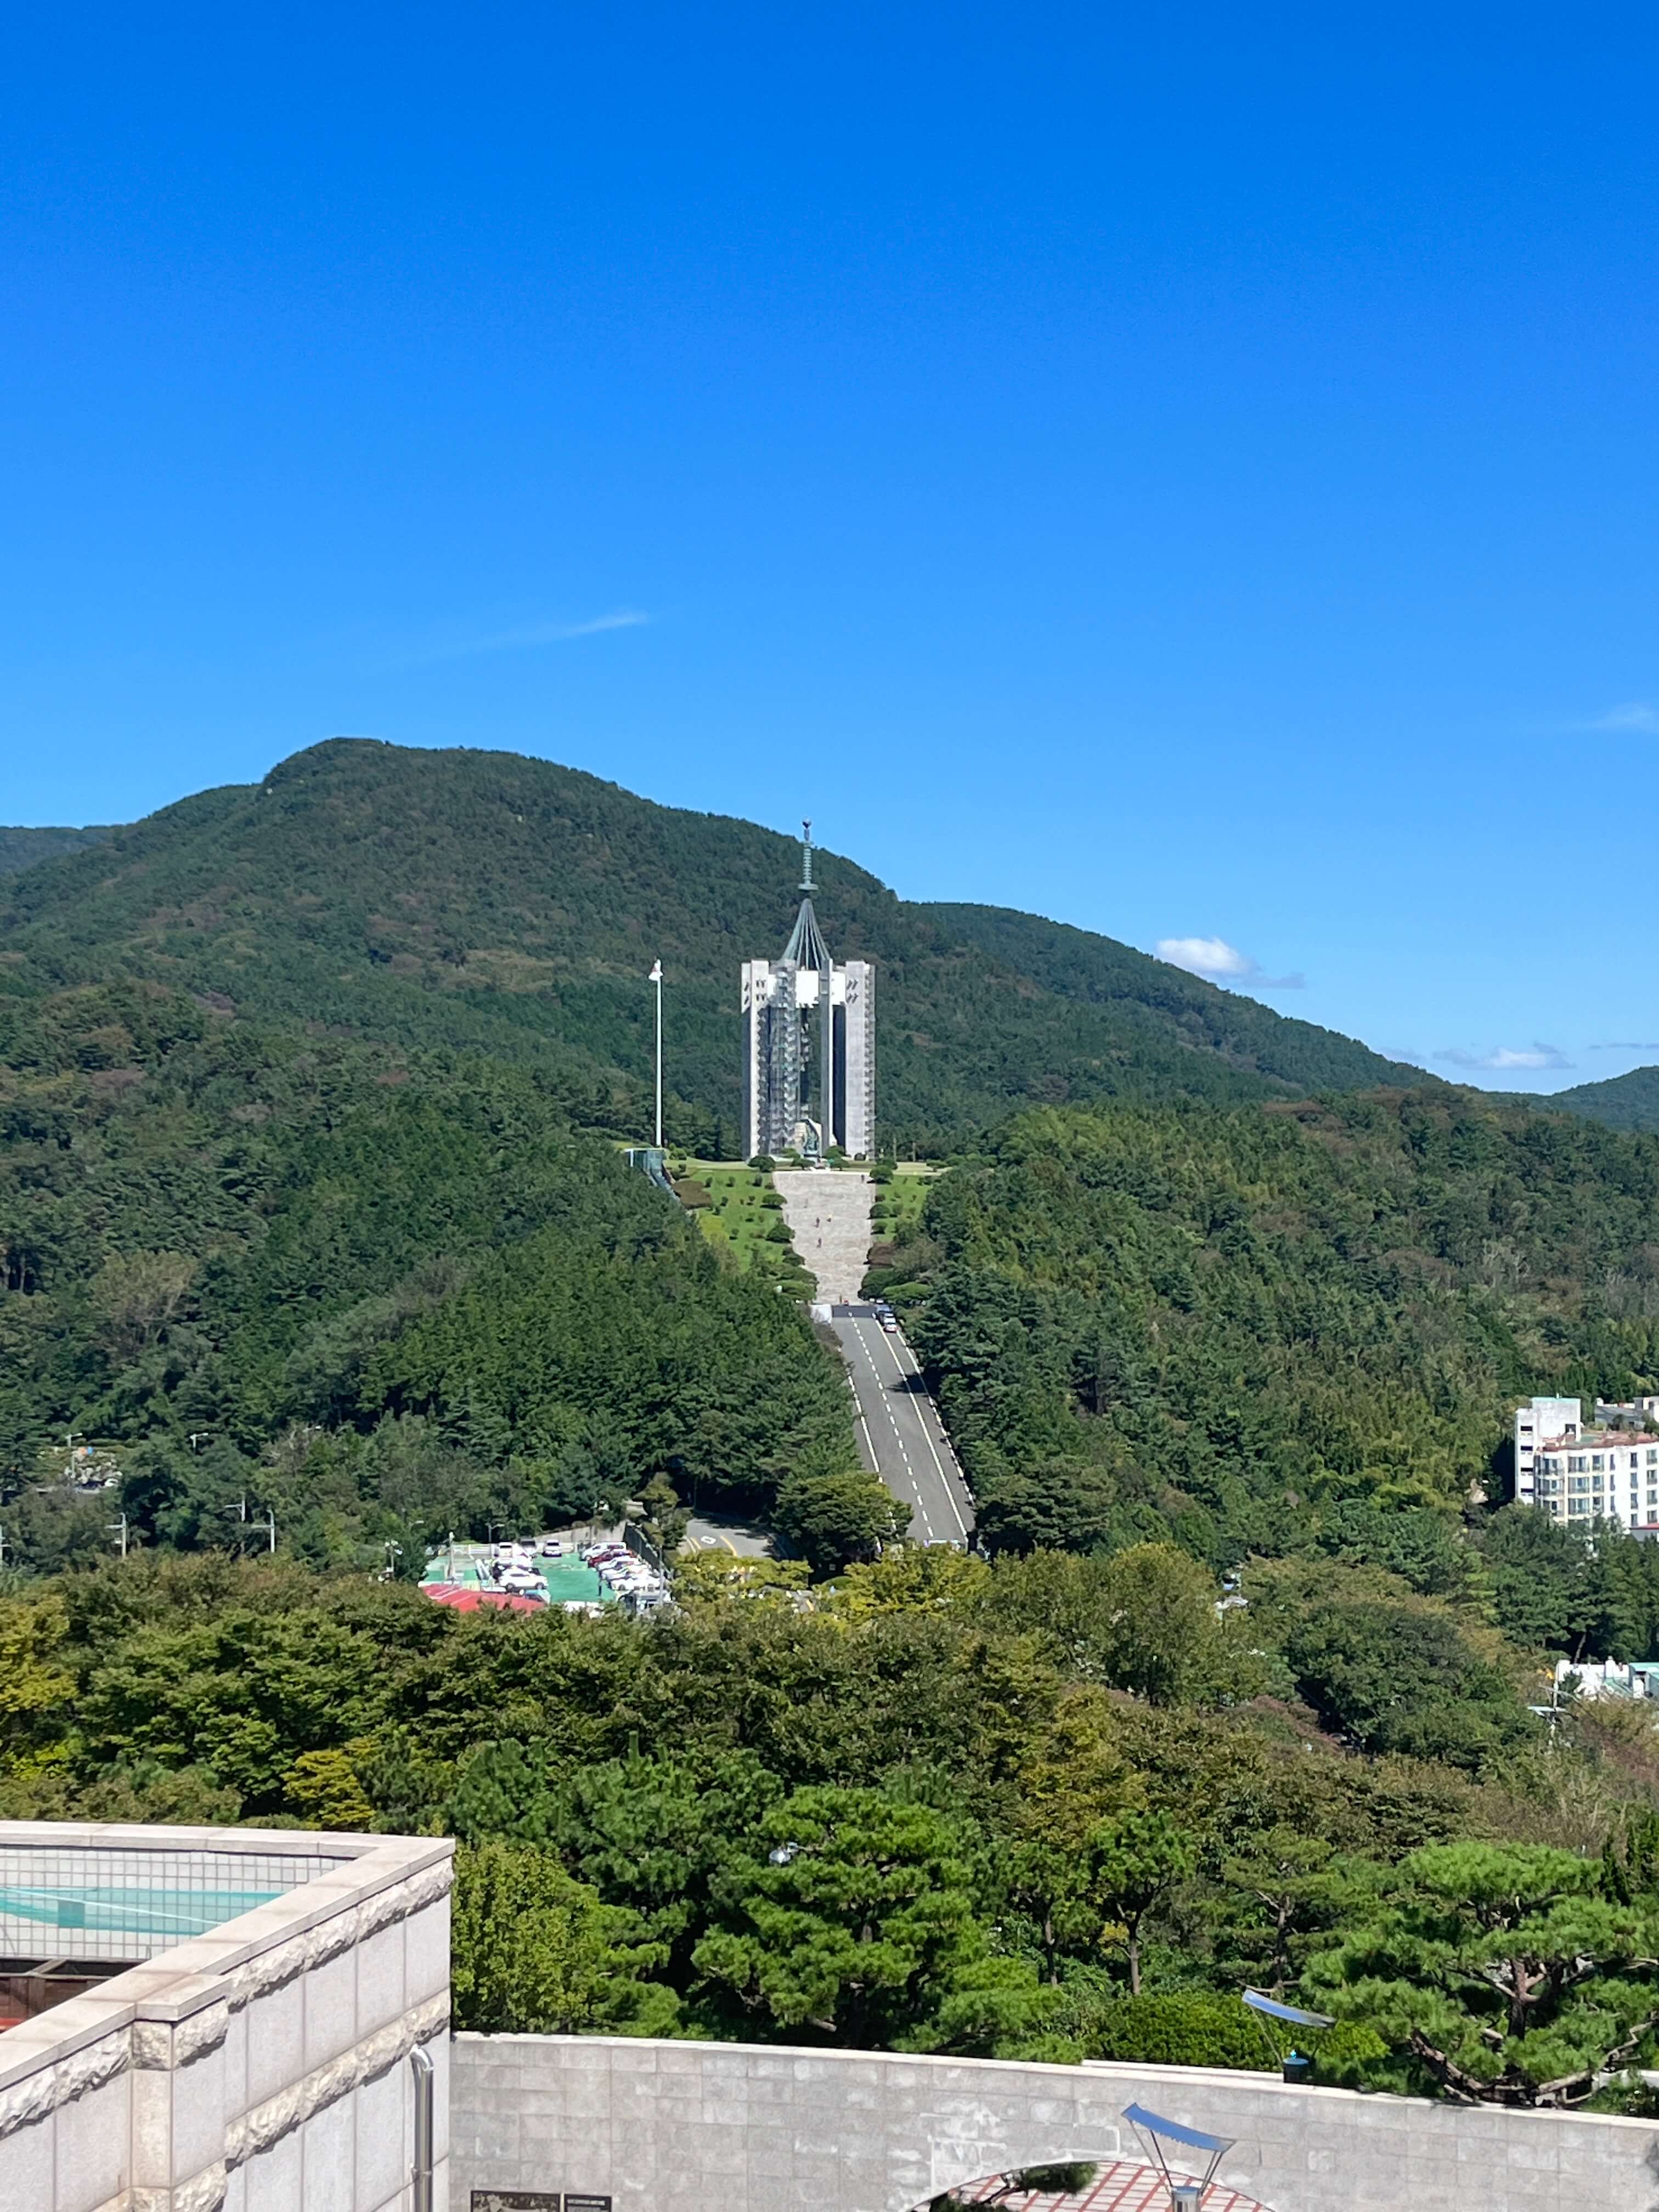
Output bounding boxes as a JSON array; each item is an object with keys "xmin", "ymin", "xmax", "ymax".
[
  {"xmin": 868, "ymin": 1163, "xmax": 938, "ymax": 1244},
  {"xmin": 675, "ymin": 1160, "xmax": 814, "ymax": 1287}
]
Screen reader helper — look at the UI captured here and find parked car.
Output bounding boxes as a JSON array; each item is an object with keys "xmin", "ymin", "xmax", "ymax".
[{"xmin": 538, "ymin": 1538, "xmax": 566, "ymax": 1557}]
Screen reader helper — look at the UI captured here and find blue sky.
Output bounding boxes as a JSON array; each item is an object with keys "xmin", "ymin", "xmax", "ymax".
[{"xmin": 3, "ymin": 2, "xmax": 1656, "ymax": 1093}]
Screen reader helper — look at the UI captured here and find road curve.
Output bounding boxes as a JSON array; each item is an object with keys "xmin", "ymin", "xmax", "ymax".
[{"xmin": 830, "ymin": 1305, "xmax": 974, "ymax": 1547}]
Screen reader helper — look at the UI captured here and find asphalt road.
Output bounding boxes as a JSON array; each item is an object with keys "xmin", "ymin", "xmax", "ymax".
[{"xmin": 830, "ymin": 1305, "xmax": 975, "ymax": 1547}]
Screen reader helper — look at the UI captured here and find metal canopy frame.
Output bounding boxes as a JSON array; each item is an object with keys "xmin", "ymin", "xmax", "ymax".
[
  {"xmin": 1121, "ymin": 2103, "xmax": 1235, "ymax": 2204},
  {"xmin": 1241, "ymin": 1986, "xmax": 1334, "ymax": 2070}
]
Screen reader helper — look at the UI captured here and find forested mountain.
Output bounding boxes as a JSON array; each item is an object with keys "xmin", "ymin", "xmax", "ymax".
[
  {"xmin": 0, "ymin": 737, "xmax": 1413, "ymax": 1146},
  {"xmin": 1550, "ymin": 1064, "xmax": 1659, "ymax": 1134},
  {"xmin": 0, "ymin": 825, "xmax": 112, "ymax": 876},
  {"xmin": 17, "ymin": 747, "xmax": 1659, "ymax": 2104}
]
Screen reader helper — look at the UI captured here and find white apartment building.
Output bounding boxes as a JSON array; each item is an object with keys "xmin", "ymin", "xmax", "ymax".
[{"xmin": 1517, "ymin": 1395, "xmax": 1659, "ymax": 1530}]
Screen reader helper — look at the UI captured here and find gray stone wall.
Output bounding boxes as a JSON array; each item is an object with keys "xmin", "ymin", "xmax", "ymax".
[{"xmin": 451, "ymin": 2033, "xmax": 1659, "ymax": 2212}]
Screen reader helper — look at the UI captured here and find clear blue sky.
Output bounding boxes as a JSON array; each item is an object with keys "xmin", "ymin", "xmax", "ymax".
[{"xmin": 3, "ymin": 2, "xmax": 1655, "ymax": 1092}]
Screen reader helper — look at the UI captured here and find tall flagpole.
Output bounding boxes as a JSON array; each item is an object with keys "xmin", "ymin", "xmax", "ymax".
[{"xmin": 649, "ymin": 960, "xmax": 663, "ymax": 1147}]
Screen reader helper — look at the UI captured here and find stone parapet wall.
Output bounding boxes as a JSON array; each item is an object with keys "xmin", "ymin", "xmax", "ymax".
[{"xmin": 451, "ymin": 2033, "xmax": 1659, "ymax": 2212}]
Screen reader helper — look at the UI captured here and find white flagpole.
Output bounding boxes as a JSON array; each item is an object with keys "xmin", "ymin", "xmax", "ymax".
[{"xmin": 649, "ymin": 960, "xmax": 663, "ymax": 1147}]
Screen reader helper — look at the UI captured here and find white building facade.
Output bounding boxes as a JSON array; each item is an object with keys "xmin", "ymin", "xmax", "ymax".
[{"xmin": 1514, "ymin": 1395, "xmax": 1583, "ymax": 1508}]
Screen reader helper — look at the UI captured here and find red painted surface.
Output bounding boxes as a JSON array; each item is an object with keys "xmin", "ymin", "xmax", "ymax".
[
  {"xmin": 420, "ymin": 1584, "xmax": 543, "ymax": 1614},
  {"xmin": 943, "ymin": 2163, "xmax": 1267, "ymax": 2210}
]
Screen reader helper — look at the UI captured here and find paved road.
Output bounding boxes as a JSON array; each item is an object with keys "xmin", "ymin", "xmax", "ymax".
[
  {"xmin": 683, "ymin": 1514, "xmax": 776, "ymax": 1559},
  {"xmin": 830, "ymin": 1305, "xmax": 974, "ymax": 1547}
]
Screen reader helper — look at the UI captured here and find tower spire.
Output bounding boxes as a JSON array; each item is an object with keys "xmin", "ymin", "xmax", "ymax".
[{"xmin": 799, "ymin": 819, "xmax": 815, "ymax": 893}]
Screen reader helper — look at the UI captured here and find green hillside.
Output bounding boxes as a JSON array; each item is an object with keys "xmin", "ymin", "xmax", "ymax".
[
  {"xmin": 0, "ymin": 981, "xmax": 867, "ymax": 1567},
  {"xmin": 1549, "ymin": 1065, "xmax": 1659, "ymax": 1134},
  {"xmin": 0, "ymin": 825, "xmax": 113, "ymax": 876},
  {"xmin": 870, "ymin": 1087, "xmax": 1659, "ymax": 1573},
  {"xmin": 0, "ymin": 737, "xmax": 1417, "ymax": 1148}
]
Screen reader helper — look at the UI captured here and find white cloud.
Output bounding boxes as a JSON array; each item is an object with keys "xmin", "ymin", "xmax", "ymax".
[
  {"xmin": 1154, "ymin": 935, "xmax": 1306, "ymax": 990},
  {"xmin": 1583, "ymin": 702, "xmax": 1659, "ymax": 733},
  {"xmin": 403, "ymin": 609, "xmax": 651, "ymax": 663},
  {"xmin": 1435, "ymin": 1042, "xmax": 1575, "ymax": 1072}
]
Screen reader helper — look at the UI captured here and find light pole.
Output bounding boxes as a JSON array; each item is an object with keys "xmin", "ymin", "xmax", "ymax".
[
  {"xmin": 109, "ymin": 1513, "xmax": 128, "ymax": 1558},
  {"xmin": 263, "ymin": 1507, "xmax": 276, "ymax": 1554},
  {"xmin": 652, "ymin": 960, "xmax": 664, "ymax": 1148}
]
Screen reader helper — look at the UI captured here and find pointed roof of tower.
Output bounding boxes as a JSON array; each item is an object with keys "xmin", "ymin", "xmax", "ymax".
[{"xmin": 781, "ymin": 818, "xmax": 832, "ymax": 970}]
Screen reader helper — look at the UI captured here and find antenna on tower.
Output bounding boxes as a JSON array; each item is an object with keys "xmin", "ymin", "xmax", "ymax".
[{"xmin": 799, "ymin": 820, "xmax": 815, "ymax": 892}]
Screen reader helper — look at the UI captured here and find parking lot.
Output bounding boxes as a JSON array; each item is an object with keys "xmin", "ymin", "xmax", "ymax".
[{"xmin": 419, "ymin": 1527, "xmax": 671, "ymax": 1615}]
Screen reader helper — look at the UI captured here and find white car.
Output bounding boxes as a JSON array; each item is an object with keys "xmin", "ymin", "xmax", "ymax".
[{"xmin": 538, "ymin": 1538, "xmax": 565, "ymax": 1558}]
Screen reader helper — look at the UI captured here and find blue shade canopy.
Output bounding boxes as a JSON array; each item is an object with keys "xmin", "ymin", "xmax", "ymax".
[
  {"xmin": 1121, "ymin": 2104, "xmax": 1235, "ymax": 2158},
  {"xmin": 0, "ymin": 1885, "xmax": 281, "ymax": 1939},
  {"xmin": 1243, "ymin": 1988, "xmax": 1335, "ymax": 2030}
]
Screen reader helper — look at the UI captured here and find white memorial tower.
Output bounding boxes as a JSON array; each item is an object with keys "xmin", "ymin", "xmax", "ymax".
[{"xmin": 741, "ymin": 824, "xmax": 874, "ymax": 1161}]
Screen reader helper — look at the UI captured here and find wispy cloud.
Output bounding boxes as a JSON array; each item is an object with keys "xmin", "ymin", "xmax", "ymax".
[
  {"xmin": 1581, "ymin": 701, "xmax": 1659, "ymax": 733},
  {"xmin": 1435, "ymin": 1042, "xmax": 1575, "ymax": 1073},
  {"xmin": 1588, "ymin": 1040, "xmax": 1659, "ymax": 1053},
  {"xmin": 404, "ymin": 608, "xmax": 651, "ymax": 664},
  {"xmin": 1155, "ymin": 934, "xmax": 1306, "ymax": 991}
]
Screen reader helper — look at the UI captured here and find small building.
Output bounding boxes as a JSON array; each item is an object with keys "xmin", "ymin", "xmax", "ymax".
[
  {"xmin": 1534, "ymin": 1426, "xmax": 1659, "ymax": 1530},
  {"xmin": 1552, "ymin": 1657, "xmax": 1659, "ymax": 1701}
]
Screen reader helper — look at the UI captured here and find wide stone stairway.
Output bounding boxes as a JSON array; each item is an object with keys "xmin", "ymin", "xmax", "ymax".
[{"xmin": 771, "ymin": 1169, "xmax": 873, "ymax": 1304}]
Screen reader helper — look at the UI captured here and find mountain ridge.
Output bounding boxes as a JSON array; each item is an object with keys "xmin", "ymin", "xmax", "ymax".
[
  {"xmin": 1548, "ymin": 1064, "xmax": 1659, "ymax": 1134},
  {"xmin": 0, "ymin": 824, "xmax": 115, "ymax": 876},
  {"xmin": 2, "ymin": 736, "xmax": 1420, "ymax": 1143}
]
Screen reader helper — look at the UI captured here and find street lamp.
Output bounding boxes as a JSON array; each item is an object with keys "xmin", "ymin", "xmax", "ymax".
[{"xmin": 648, "ymin": 959, "xmax": 663, "ymax": 1148}]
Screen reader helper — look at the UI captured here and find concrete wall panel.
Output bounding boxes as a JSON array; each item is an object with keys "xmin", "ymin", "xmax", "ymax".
[
  {"xmin": 245, "ymin": 1969, "xmax": 306, "ymax": 2110},
  {"xmin": 53, "ymin": 2069, "xmax": 131, "ymax": 2210},
  {"xmin": 244, "ymin": 2125, "xmax": 303, "ymax": 2212},
  {"xmin": 301, "ymin": 2090, "xmax": 356, "ymax": 2212},
  {"xmin": 355, "ymin": 2057, "xmax": 408, "ymax": 2212},
  {"xmin": 451, "ymin": 2034, "xmax": 1659, "ymax": 2212}
]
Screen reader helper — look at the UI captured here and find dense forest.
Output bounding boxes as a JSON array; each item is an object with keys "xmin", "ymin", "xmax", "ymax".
[
  {"xmin": 0, "ymin": 978, "xmax": 882, "ymax": 1570},
  {"xmin": 868, "ymin": 1091, "xmax": 1659, "ymax": 1570}
]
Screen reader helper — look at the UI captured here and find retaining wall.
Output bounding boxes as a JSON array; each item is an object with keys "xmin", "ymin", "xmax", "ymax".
[{"xmin": 451, "ymin": 2033, "xmax": 1659, "ymax": 2212}]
